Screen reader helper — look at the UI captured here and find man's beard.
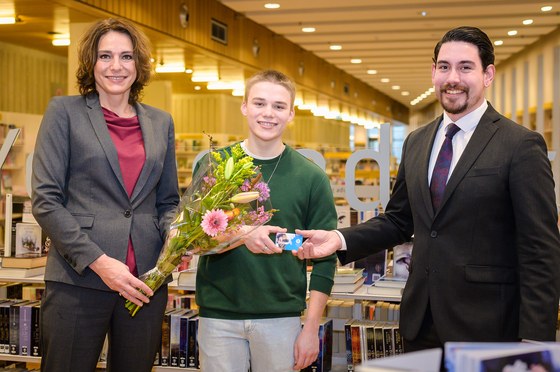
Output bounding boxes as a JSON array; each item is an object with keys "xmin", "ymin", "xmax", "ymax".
[{"xmin": 439, "ymin": 84, "xmax": 469, "ymax": 115}]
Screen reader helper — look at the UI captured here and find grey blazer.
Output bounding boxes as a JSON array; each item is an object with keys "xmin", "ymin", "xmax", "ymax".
[
  {"xmin": 32, "ymin": 93, "xmax": 180, "ymax": 290},
  {"xmin": 338, "ymin": 104, "xmax": 560, "ymax": 343}
]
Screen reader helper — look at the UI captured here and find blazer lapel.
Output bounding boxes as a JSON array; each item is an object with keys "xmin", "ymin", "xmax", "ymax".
[
  {"xmin": 86, "ymin": 94, "xmax": 128, "ymax": 196},
  {"xmin": 437, "ymin": 105, "xmax": 501, "ymax": 213},
  {"xmin": 421, "ymin": 116, "xmax": 443, "ymax": 219},
  {"xmin": 130, "ymin": 103, "xmax": 156, "ymax": 204}
]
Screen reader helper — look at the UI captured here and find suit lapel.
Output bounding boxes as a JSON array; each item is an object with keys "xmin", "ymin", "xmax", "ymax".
[
  {"xmin": 437, "ymin": 105, "xmax": 501, "ymax": 214},
  {"xmin": 131, "ymin": 103, "xmax": 156, "ymax": 204},
  {"xmin": 86, "ymin": 94, "xmax": 128, "ymax": 196}
]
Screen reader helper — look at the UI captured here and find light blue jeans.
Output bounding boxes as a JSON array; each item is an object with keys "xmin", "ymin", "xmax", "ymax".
[{"xmin": 198, "ymin": 316, "xmax": 302, "ymax": 372}]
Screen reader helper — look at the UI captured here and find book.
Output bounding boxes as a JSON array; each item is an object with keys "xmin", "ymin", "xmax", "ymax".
[
  {"xmin": 344, "ymin": 320, "xmax": 354, "ymax": 372},
  {"xmin": 366, "ymin": 283, "xmax": 403, "ymax": 297},
  {"xmin": 357, "ymin": 348, "xmax": 443, "ymax": 371},
  {"xmin": 9, "ymin": 300, "xmax": 29, "ymax": 354},
  {"xmin": 187, "ymin": 314, "xmax": 199, "ymax": 368},
  {"xmin": 334, "ymin": 268, "xmax": 364, "ymax": 284},
  {"xmin": 14, "ymin": 223, "xmax": 42, "ymax": 256},
  {"xmin": 19, "ymin": 300, "xmax": 38, "ymax": 355},
  {"xmin": 354, "ymin": 250, "xmax": 387, "ymax": 285},
  {"xmin": 176, "ymin": 269, "xmax": 197, "ymax": 287},
  {"xmin": 179, "ymin": 310, "xmax": 198, "ymax": 368},
  {"xmin": 0, "ymin": 300, "xmax": 12, "ymax": 354},
  {"xmin": 374, "ymin": 273, "xmax": 407, "ymax": 289},
  {"xmin": 160, "ymin": 308, "xmax": 179, "ymax": 366},
  {"xmin": 30, "ymin": 302, "xmax": 40, "ymax": 356},
  {"xmin": 2, "ymin": 254, "xmax": 47, "ymax": 269},
  {"xmin": 331, "ymin": 276, "xmax": 365, "ymax": 293},
  {"xmin": 169, "ymin": 308, "xmax": 191, "ymax": 367},
  {"xmin": 391, "ymin": 241, "xmax": 413, "ymax": 280},
  {"xmin": 444, "ymin": 342, "xmax": 560, "ymax": 372},
  {"xmin": 0, "ymin": 266, "xmax": 45, "ymax": 279}
]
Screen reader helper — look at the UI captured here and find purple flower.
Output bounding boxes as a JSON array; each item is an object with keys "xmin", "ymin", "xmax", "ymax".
[
  {"xmin": 253, "ymin": 182, "xmax": 270, "ymax": 202},
  {"xmin": 240, "ymin": 179, "xmax": 251, "ymax": 192}
]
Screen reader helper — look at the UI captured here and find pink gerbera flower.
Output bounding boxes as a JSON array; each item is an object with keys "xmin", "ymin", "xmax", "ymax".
[{"xmin": 201, "ymin": 209, "xmax": 228, "ymax": 237}]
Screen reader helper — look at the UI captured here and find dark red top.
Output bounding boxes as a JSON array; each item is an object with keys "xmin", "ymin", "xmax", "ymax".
[{"xmin": 103, "ymin": 107, "xmax": 145, "ymax": 276}]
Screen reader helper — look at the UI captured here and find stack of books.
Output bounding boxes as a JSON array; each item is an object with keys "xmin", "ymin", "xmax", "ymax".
[
  {"xmin": 367, "ymin": 274, "xmax": 406, "ymax": 297},
  {"xmin": 332, "ymin": 268, "xmax": 365, "ymax": 293},
  {"xmin": 0, "ymin": 255, "xmax": 47, "ymax": 279}
]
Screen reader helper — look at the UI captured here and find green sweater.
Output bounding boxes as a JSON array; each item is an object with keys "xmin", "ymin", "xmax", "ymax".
[{"xmin": 195, "ymin": 145, "xmax": 337, "ymax": 319}]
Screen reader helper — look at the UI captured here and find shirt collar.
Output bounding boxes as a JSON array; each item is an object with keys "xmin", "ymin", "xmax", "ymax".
[{"xmin": 442, "ymin": 100, "xmax": 488, "ymax": 134}]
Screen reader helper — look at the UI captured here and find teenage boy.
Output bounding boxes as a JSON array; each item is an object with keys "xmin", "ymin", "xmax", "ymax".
[{"xmin": 195, "ymin": 70, "xmax": 338, "ymax": 372}]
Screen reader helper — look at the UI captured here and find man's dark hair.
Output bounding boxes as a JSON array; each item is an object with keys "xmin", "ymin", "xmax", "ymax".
[{"xmin": 433, "ymin": 26, "xmax": 495, "ymax": 70}]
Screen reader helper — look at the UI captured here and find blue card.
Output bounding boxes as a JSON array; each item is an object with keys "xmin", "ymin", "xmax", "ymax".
[{"xmin": 275, "ymin": 233, "xmax": 303, "ymax": 251}]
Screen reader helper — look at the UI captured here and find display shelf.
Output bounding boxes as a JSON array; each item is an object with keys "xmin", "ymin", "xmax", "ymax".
[
  {"xmin": 0, "ymin": 273, "xmax": 44, "ymax": 284},
  {"xmin": 331, "ymin": 285, "xmax": 401, "ymax": 302}
]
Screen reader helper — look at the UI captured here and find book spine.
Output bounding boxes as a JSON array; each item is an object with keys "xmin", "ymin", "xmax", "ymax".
[
  {"xmin": 187, "ymin": 316, "xmax": 199, "ymax": 368},
  {"xmin": 323, "ymin": 319, "xmax": 333, "ymax": 372},
  {"xmin": 365, "ymin": 325, "xmax": 375, "ymax": 360},
  {"xmin": 19, "ymin": 303, "xmax": 32, "ymax": 355},
  {"xmin": 373, "ymin": 325, "xmax": 385, "ymax": 358},
  {"xmin": 0, "ymin": 304, "xmax": 9, "ymax": 354},
  {"xmin": 383, "ymin": 326, "xmax": 394, "ymax": 357},
  {"xmin": 350, "ymin": 324, "xmax": 362, "ymax": 366},
  {"xmin": 160, "ymin": 311, "xmax": 172, "ymax": 366},
  {"xmin": 31, "ymin": 304, "xmax": 40, "ymax": 356},
  {"xmin": 9, "ymin": 303, "xmax": 19, "ymax": 354},
  {"xmin": 169, "ymin": 310, "xmax": 182, "ymax": 367},
  {"xmin": 344, "ymin": 321, "xmax": 354, "ymax": 371},
  {"xmin": 179, "ymin": 314, "xmax": 189, "ymax": 368}
]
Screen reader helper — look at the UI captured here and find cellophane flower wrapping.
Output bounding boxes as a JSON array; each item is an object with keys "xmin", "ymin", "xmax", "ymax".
[{"xmin": 125, "ymin": 143, "xmax": 275, "ymax": 316}]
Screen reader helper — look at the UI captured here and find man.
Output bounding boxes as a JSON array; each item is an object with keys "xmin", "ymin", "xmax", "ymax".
[
  {"xmin": 195, "ymin": 70, "xmax": 337, "ymax": 372},
  {"xmin": 294, "ymin": 26, "xmax": 560, "ymax": 352}
]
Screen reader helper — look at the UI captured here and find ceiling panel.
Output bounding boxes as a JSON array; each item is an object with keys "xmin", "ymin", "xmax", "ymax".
[{"xmin": 220, "ymin": 0, "xmax": 560, "ymax": 108}]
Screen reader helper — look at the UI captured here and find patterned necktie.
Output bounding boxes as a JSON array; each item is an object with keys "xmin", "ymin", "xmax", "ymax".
[{"xmin": 430, "ymin": 123, "xmax": 460, "ymax": 211}]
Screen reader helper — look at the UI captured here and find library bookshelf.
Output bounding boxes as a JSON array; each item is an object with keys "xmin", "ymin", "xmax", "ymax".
[{"xmin": 0, "ymin": 272, "xmax": 200, "ymax": 371}]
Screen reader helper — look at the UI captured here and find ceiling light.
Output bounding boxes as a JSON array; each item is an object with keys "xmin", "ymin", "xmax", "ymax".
[
  {"xmin": 350, "ymin": 59, "xmax": 362, "ymax": 64},
  {"xmin": 522, "ymin": 19, "xmax": 533, "ymax": 25},
  {"xmin": 494, "ymin": 40, "xmax": 504, "ymax": 46},
  {"xmin": 185, "ymin": 68, "xmax": 193, "ymax": 74},
  {"xmin": 367, "ymin": 69, "xmax": 377, "ymax": 75},
  {"xmin": 206, "ymin": 81, "xmax": 244, "ymax": 90},
  {"xmin": 380, "ymin": 78, "xmax": 390, "ymax": 83},
  {"xmin": 329, "ymin": 44, "xmax": 342, "ymax": 51},
  {"xmin": 191, "ymin": 71, "xmax": 219, "ymax": 82},
  {"xmin": 507, "ymin": 30, "xmax": 518, "ymax": 36},
  {"xmin": 401, "ymin": 91, "xmax": 410, "ymax": 96},
  {"xmin": 264, "ymin": 3, "xmax": 280, "ymax": 9},
  {"xmin": 155, "ymin": 65, "xmax": 186, "ymax": 73},
  {"xmin": 391, "ymin": 85, "xmax": 400, "ymax": 90},
  {"xmin": 194, "ymin": 86, "xmax": 201, "ymax": 91},
  {"xmin": 302, "ymin": 27, "xmax": 316, "ymax": 33},
  {"xmin": 420, "ymin": 11, "xmax": 427, "ymax": 17},
  {"xmin": 52, "ymin": 38, "xmax": 70, "ymax": 46},
  {"xmin": 541, "ymin": 6, "xmax": 553, "ymax": 12},
  {"xmin": 0, "ymin": 16, "xmax": 16, "ymax": 24}
]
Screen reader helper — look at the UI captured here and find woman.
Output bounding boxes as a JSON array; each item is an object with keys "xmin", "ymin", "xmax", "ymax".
[{"xmin": 31, "ymin": 18, "xmax": 179, "ymax": 372}]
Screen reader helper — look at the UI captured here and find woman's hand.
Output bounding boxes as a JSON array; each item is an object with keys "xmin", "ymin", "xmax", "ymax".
[{"xmin": 89, "ymin": 254, "xmax": 152, "ymax": 307}]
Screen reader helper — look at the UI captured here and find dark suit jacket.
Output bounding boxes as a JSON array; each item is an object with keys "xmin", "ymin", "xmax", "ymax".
[
  {"xmin": 32, "ymin": 93, "xmax": 180, "ymax": 290},
  {"xmin": 338, "ymin": 104, "xmax": 560, "ymax": 342}
]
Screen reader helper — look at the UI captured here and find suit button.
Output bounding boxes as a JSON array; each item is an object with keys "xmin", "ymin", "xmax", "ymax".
[
  {"xmin": 430, "ymin": 231, "xmax": 437, "ymax": 238},
  {"xmin": 124, "ymin": 210, "xmax": 132, "ymax": 218}
]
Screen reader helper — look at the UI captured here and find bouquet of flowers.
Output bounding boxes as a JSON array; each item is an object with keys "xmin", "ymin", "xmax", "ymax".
[{"xmin": 125, "ymin": 143, "xmax": 275, "ymax": 316}]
